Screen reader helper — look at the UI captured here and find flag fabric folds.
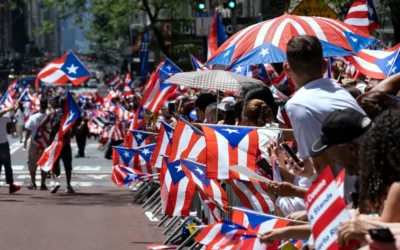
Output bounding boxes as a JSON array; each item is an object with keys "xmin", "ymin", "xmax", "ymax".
[
  {"xmin": 0, "ymin": 90, "xmax": 15, "ymax": 110},
  {"xmin": 36, "ymin": 51, "xmax": 91, "ymax": 88},
  {"xmin": 207, "ymin": 9, "xmax": 228, "ymax": 59},
  {"xmin": 149, "ymin": 121, "xmax": 174, "ymax": 168},
  {"xmin": 344, "ymin": 0, "xmax": 379, "ymax": 34}
]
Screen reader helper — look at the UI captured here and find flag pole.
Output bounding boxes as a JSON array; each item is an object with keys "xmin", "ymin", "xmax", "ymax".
[
  {"xmin": 231, "ymin": 206, "xmax": 309, "ymax": 224},
  {"xmin": 195, "ymin": 122, "xmax": 293, "ymax": 131}
]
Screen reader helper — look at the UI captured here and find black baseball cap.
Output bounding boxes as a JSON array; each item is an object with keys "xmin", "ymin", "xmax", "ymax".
[{"xmin": 310, "ymin": 108, "xmax": 372, "ymax": 157}]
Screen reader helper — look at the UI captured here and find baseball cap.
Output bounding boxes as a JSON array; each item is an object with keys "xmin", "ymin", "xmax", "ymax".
[
  {"xmin": 217, "ymin": 96, "xmax": 235, "ymax": 111},
  {"xmin": 310, "ymin": 108, "xmax": 372, "ymax": 157}
]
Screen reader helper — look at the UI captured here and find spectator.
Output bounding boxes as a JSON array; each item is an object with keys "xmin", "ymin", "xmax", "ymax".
[
  {"xmin": 234, "ymin": 100, "xmax": 244, "ymax": 125},
  {"xmin": 15, "ymin": 102, "xmax": 25, "ymax": 143},
  {"xmin": 245, "ymin": 86, "xmax": 278, "ymax": 118},
  {"xmin": 241, "ymin": 99, "xmax": 273, "ymax": 126},
  {"xmin": 204, "ymin": 102, "xmax": 223, "ymax": 124},
  {"xmin": 357, "ymin": 90, "xmax": 399, "ymax": 120},
  {"xmin": 194, "ymin": 92, "xmax": 217, "ymax": 122},
  {"xmin": 343, "ymin": 85, "xmax": 362, "ymax": 99}
]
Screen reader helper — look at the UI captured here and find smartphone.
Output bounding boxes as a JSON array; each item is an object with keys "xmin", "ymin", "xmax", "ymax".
[
  {"xmin": 168, "ymin": 102, "xmax": 176, "ymax": 115},
  {"xmin": 368, "ymin": 227, "xmax": 395, "ymax": 243},
  {"xmin": 256, "ymin": 158, "xmax": 273, "ymax": 177},
  {"xmin": 280, "ymin": 142, "xmax": 304, "ymax": 167}
]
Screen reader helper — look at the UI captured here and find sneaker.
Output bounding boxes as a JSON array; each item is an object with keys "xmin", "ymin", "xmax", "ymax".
[
  {"xmin": 9, "ymin": 184, "xmax": 21, "ymax": 194},
  {"xmin": 40, "ymin": 184, "xmax": 48, "ymax": 191},
  {"xmin": 65, "ymin": 186, "xmax": 75, "ymax": 194},
  {"xmin": 27, "ymin": 183, "xmax": 37, "ymax": 190},
  {"xmin": 50, "ymin": 182, "xmax": 60, "ymax": 194}
]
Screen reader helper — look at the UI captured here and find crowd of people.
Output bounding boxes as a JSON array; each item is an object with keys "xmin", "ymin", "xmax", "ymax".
[{"xmin": 1, "ymin": 34, "xmax": 400, "ymax": 249}]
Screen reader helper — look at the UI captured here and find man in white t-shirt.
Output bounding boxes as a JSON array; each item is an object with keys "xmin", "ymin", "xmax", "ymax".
[
  {"xmin": 24, "ymin": 99, "xmax": 49, "ymax": 190},
  {"xmin": 0, "ymin": 105, "xmax": 20, "ymax": 193}
]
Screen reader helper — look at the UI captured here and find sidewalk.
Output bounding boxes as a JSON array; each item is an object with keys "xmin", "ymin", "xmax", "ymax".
[{"xmin": 0, "ymin": 187, "xmax": 165, "ymax": 250}]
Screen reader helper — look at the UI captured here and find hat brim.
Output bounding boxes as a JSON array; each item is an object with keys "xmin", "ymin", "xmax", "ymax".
[
  {"xmin": 309, "ymin": 139, "xmax": 330, "ymax": 157},
  {"xmin": 217, "ymin": 103, "xmax": 227, "ymax": 111}
]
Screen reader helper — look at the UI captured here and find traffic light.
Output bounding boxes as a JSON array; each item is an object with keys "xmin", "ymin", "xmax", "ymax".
[
  {"xmin": 223, "ymin": 0, "xmax": 236, "ymax": 9},
  {"xmin": 197, "ymin": 1, "xmax": 206, "ymax": 11}
]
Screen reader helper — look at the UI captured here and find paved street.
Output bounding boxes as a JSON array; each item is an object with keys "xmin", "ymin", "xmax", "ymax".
[{"xmin": 0, "ymin": 136, "xmax": 165, "ymax": 250}]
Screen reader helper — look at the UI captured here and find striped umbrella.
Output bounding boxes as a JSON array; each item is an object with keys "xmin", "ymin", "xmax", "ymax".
[
  {"xmin": 165, "ymin": 70, "xmax": 262, "ymax": 92},
  {"xmin": 207, "ymin": 14, "xmax": 378, "ymax": 66}
]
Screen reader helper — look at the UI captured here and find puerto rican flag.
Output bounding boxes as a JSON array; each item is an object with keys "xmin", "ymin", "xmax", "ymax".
[
  {"xmin": 124, "ymin": 129, "xmax": 153, "ymax": 149},
  {"xmin": 18, "ymin": 89, "xmax": 32, "ymax": 103},
  {"xmin": 34, "ymin": 128, "xmax": 50, "ymax": 153},
  {"xmin": 207, "ymin": 9, "xmax": 228, "ymax": 59},
  {"xmin": 200, "ymin": 125, "xmax": 266, "ymax": 180},
  {"xmin": 106, "ymin": 74, "xmax": 124, "ymax": 90},
  {"xmin": 130, "ymin": 105, "xmax": 145, "ymax": 130},
  {"xmin": 345, "ymin": 44, "xmax": 400, "ymax": 79},
  {"xmin": 229, "ymin": 178, "xmax": 275, "ymax": 214},
  {"xmin": 375, "ymin": 47, "xmax": 400, "ymax": 77},
  {"xmin": 168, "ymin": 119, "xmax": 206, "ymax": 163},
  {"xmin": 0, "ymin": 90, "xmax": 15, "ymax": 110},
  {"xmin": 232, "ymin": 208, "xmax": 291, "ymax": 250},
  {"xmin": 344, "ymin": 0, "xmax": 379, "ymax": 34},
  {"xmin": 140, "ymin": 57, "xmax": 181, "ymax": 114},
  {"xmin": 35, "ymin": 51, "xmax": 91, "ymax": 88},
  {"xmin": 109, "ymin": 123, "xmax": 124, "ymax": 141},
  {"xmin": 149, "ymin": 121, "xmax": 174, "ymax": 168},
  {"xmin": 180, "ymin": 159, "xmax": 228, "ymax": 210},
  {"xmin": 123, "ymin": 74, "xmax": 134, "ymax": 97},
  {"xmin": 37, "ymin": 92, "xmax": 81, "ymax": 171},
  {"xmin": 112, "ymin": 164, "xmax": 157, "ymax": 187},
  {"xmin": 7, "ymin": 79, "xmax": 20, "ymax": 99},
  {"xmin": 160, "ymin": 157, "xmax": 196, "ymax": 216},
  {"xmin": 195, "ymin": 220, "xmax": 257, "ymax": 249},
  {"xmin": 189, "ymin": 54, "xmax": 209, "ymax": 71},
  {"xmin": 113, "ymin": 144, "xmax": 159, "ymax": 175}
]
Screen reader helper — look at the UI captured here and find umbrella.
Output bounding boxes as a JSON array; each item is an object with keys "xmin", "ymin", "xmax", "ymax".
[
  {"xmin": 207, "ymin": 14, "xmax": 378, "ymax": 65},
  {"xmin": 164, "ymin": 70, "xmax": 263, "ymax": 92}
]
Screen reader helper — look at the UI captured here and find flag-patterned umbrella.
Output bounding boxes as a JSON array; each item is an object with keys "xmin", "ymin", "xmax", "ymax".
[{"xmin": 207, "ymin": 14, "xmax": 378, "ymax": 66}]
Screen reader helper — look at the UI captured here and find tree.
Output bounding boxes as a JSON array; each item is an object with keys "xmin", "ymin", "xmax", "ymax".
[{"xmin": 41, "ymin": 0, "xmax": 191, "ymax": 56}]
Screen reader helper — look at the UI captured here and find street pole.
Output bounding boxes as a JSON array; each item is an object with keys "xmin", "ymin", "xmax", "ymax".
[{"xmin": 231, "ymin": 7, "xmax": 237, "ymax": 34}]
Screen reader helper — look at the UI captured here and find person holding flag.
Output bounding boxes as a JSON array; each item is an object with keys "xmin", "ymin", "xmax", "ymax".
[
  {"xmin": 24, "ymin": 98, "xmax": 50, "ymax": 190},
  {"xmin": 0, "ymin": 104, "xmax": 20, "ymax": 193}
]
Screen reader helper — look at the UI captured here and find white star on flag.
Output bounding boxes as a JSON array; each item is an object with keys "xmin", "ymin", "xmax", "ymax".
[
  {"xmin": 167, "ymin": 132, "xmax": 173, "ymax": 139},
  {"xmin": 351, "ymin": 37, "xmax": 358, "ymax": 43},
  {"xmin": 66, "ymin": 64, "xmax": 79, "ymax": 74},
  {"xmin": 142, "ymin": 148, "xmax": 151, "ymax": 155},
  {"xmin": 368, "ymin": 5, "xmax": 374, "ymax": 15},
  {"xmin": 65, "ymin": 111, "xmax": 75, "ymax": 124},
  {"xmin": 223, "ymin": 51, "xmax": 230, "ymax": 58},
  {"xmin": 259, "ymin": 48, "xmax": 269, "ymax": 56},
  {"xmin": 235, "ymin": 65, "xmax": 244, "ymax": 73},
  {"xmin": 391, "ymin": 66, "xmax": 397, "ymax": 74},
  {"xmin": 195, "ymin": 167, "xmax": 204, "ymax": 175},
  {"xmin": 135, "ymin": 133, "xmax": 143, "ymax": 140},
  {"xmin": 166, "ymin": 65, "xmax": 172, "ymax": 71},
  {"xmin": 222, "ymin": 128, "xmax": 239, "ymax": 134},
  {"xmin": 123, "ymin": 151, "xmax": 130, "ymax": 158},
  {"xmin": 387, "ymin": 57, "xmax": 395, "ymax": 67},
  {"xmin": 175, "ymin": 165, "xmax": 182, "ymax": 172}
]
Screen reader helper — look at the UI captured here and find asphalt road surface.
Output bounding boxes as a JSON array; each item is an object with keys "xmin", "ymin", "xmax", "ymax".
[{"xmin": 0, "ymin": 136, "xmax": 166, "ymax": 250}]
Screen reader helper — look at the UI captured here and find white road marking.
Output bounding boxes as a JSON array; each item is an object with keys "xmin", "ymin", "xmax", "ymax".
[
  {"xmin": 73, "ymin": 166, "xmax": 102, "ymax": 171},
  {"xmin": 144, "ymin": 211, "xmax": 159, "ymax": 222},
  {"xmin": 17, "ymin": 175, "xmax": 32, "ymax": 179},
  {"xmin": 87, "ymin": 174, "xmax": 109, "ymax": 180},
  {"xmin": 12, "ymin": 165, "xmax": 25, "ymax": 171},
  {"xmin": 10, "ymin": 143, "xmax": 22, "ymax": 155}
]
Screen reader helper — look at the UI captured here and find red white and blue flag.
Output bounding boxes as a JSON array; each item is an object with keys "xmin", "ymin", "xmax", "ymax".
[
  {"xmin": 168, "ymin": 119, "xmax": 206, "ymax": 163},
  {"xmin": 112, "ymin": 164, "xmax": 157, "ymax": 187},
  {"xmin": 207, "ymin": 9, "xmax": 228, "ymax": 59},
  {"xmin": 232, "ymin": 208, "xmax": 291, "ymax": 250},
  {"xmin": 195, "ymin": 220, "xmax": 257, "ymax": 249},
  {"xmin": 344, "ymin": 0, "xmax": 379, "ymax": 34},
  {"xmin": 37, "ymin": 92, "xmax": 81, "ymax": 171},
  {"xmin": 106, "ymin": 75, "xmax": 124, "ymax": 90},
  {"xmin": 140, "ymin": 57, "xmax": 181, "ymax": 114},
  {"xmin": 160, "ymin": 157, "xmax": 196, "ymax": 216},
  {"xmin": 0, "ymin": 90, "xmax": 15, "ymax": 110},
  {"xmin": 229, "ymin": 178, "xmax": 275, "ymax": 214},
  {"xmin": 124, "ymin": 74, "xmax": 134, "ymax": 97},
  {"xmin": 7, "ymin": 79, "xmax": 20, "ymax": 99},
  {"xmin": 124, "ymin": 129, "xmax": 153, "ymax": 149},
  {"xmin": 375, "ymin": 47, "xmax": 400, "ymax": 77},
  {"xmin": 149, "ymin": 121, "xmax": 174, "ymax": 168},
  {"xmin": 113, "ymin": 144, "xmax": 159, "ymax": 175},
  {"xmin": 200, "ymin": 125, "xmax": 262, "ymax": 180},
  {"xmin": 180, "ymin": 159, "xmax": 228, "ymax": 210},
  {"xmin": 35, "ymin": 51, "xmax": 91, "ymax": 88},
  {"xmin": 130, "ymin": 105, "xmax": 145, "ymax": 130},
  {"xmin": 34, "ymin": 128, "xmax": 50, "ymax": 153},
  {"xmin": 189, "ymin": 54, "xmax": 209, "ymax": 71}
]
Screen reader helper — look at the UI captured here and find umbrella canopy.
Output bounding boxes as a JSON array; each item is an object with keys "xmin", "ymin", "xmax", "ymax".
[
  {"xmin": 165, "ymin": 70, "xmax": 263, "ymax": 92},
  {"xmin": 207, "ymin": 14, "xmax": 378, "ymax": 65}
]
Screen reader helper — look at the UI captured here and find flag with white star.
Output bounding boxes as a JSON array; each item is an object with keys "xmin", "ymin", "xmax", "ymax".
[
  {"xmin": 114, "ymin": 144, "xmax": 158, "ymax": 175},
  {"xmin": 375, "ymin": 48, "xmax": 400, "ymax": 77},
  {"xmin": 140, "ymin": 57, "xmax": 181, "ymax": 114},
  {"xmin": 160, "ymin": 157, "xmax": 196, "ymax": 216},
  {"xmin": 207, "ymin": 9, "xmax": 228, "ymax": 59},
  {"xmin": 0, "ymin": 90, "xmax": 15, "ymax": 110},
  {"xmin": 36, "ymin": 51, "xmax": 91, "ymax": 87},
  {"xmin": 111, "ymin": 164, "xmax": 157, "ymax": 187},
  {"xmin": 200, "ymin": 124, "xmax": 267, "ymax": 180},
  {"xmin": 60, "ymin": 92, "xmax": 81, "ymax": 135},
  {"xmin": 344, "ymin": 0, "xmax": 379, "ymax": 34},
  {"xmin": 124, "ymin": 129, "xmax": 153, "ymax": 149},
  {"xmin": 149, "ymin": 121, "xmax": 175, "ymax": 168},
  {"xmin": 180, "ymin": 159, "xmax": 228, "ymax": 210}
]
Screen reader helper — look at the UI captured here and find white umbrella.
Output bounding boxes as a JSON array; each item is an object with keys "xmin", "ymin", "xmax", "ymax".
[{"xmin": 165, "ymin": 70, "xmax": 263, "ymax": 92}]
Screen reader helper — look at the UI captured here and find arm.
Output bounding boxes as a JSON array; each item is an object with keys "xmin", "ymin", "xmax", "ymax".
[
  {"xmin": 259, "ymin": 225, "xmax": 311, "ymax": 245},
  {"xmin": 380, "ymin": 182, "xmax": 400, "ymax": 223},
  {"xmin": 40, "ymin": 111, "xmax": 54, "ymax": 130},
  {"xmin": 371, "ymin": 73, "xmax": 400, "ymax": 95}
]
